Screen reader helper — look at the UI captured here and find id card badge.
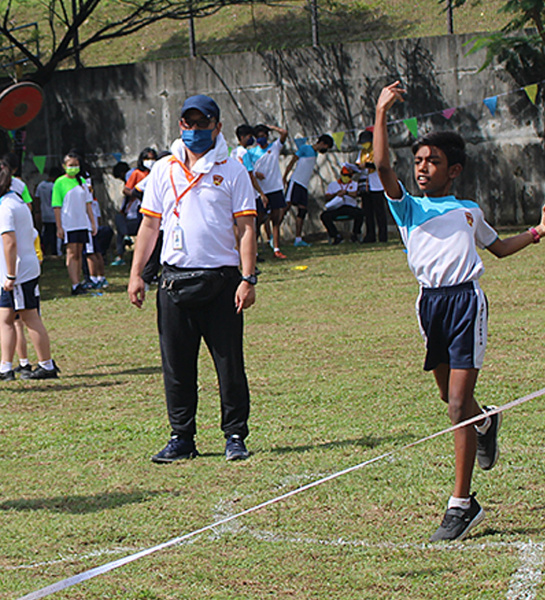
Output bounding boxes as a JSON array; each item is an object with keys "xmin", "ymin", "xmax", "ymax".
[{"xmin": 172, "ymin": 225, "xmax": 183, "ymax": 250}]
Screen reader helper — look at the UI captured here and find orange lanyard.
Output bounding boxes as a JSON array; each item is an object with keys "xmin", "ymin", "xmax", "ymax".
[{"xmin": 169, "ymin": 157, "xmax": 204, "ymax": 218}]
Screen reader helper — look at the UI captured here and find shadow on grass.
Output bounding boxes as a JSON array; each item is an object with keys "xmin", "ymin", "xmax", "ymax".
[
  {"xmin": 8, "ymin": 380, "xmax": 129, "ymax": 393},
  {"xmin": 0, "ymin": 490, "xmax": 162, "ymax": 514},
  {"xmin": 66, "ymin": 365, "xmax": 163, "ymax": 378},
  {"xmin": 270, "ymin": 432, "xmax": 414, "ymax": 455}
]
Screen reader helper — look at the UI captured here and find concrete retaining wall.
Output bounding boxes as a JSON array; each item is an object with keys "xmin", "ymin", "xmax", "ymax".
[{"xmin": 9, "ymin": 33, "xmax": 545, "ymax": 234}]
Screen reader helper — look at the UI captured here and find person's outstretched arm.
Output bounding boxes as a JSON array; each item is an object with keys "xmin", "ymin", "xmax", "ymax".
[
  {"xmin": 487, "ymin": 205, "xmax": 545, "ymax": 257},
  {"xmin": 374, "ymin": 81, "xmax": 406, "ymax": 200}
]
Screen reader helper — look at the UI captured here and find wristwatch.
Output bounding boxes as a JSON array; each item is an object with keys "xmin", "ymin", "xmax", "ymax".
[{"xmin": 241, "ymin": 274, "xmax": 258, "ymax": 285}]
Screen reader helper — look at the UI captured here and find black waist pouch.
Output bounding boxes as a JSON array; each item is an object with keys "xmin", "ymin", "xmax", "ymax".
[{"xmin": 161, "ymin": 265, "xmax": 236, "ymax": 308}]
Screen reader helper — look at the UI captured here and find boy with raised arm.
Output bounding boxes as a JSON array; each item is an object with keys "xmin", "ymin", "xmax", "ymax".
[{"xmin": 374, "ymin": 81, "xmax": 545, "ymax": 541}]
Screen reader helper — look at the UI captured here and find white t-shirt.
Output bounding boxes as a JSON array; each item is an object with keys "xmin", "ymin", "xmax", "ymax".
[
  {"xmin": 325, "ymin": 180, "xmax": 358, "ymax": 208},
  {"xmin": 246, "ymin": 139, "xmax": 284, "ymax": 194},
  {"xmin": 0, "ymin": 192, "xmax": 40, "ymax": 284},
  {"xmin": 51, "ymin": 176, "xmax": 93, "ymax": 232},
  {"xmin": 291, "ymin": 144, "xmax": 318, "ymax": 189},
  {"xmin": 141, "ymin": 134, "xmax": 256, "ymax": 269},
  {"xmin": 387, "ymin": 182, "xmax": 499, "ymax": 288}
]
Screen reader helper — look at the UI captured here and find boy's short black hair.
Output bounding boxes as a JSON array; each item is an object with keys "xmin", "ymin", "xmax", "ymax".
[
  {"xmin": 236, "ymin": 124, "xmax": 255, "ymax": 140},
  {"xmin": 317, "ymin": 134, "xmax": 334, "ymax": 148},
  {"xmin": 254, "ymin": 124, "xmax": 270, "ymax": 137},
  {"xmin": 412, "ymin": 131, "xmax": 466, "ymax": 167}
]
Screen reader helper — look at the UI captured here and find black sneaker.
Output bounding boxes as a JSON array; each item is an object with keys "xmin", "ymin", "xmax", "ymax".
[
  {"xmin": 22, "ymin": 361, "xmax": 60, "ymax": 380},
  {"xmin": 225, "ymin": 434, "xmax": 249, "ymax": 461},
  {"xmin": 332, "ymin": 234, "xmax": 343, "ymax": 246},
  {"xmin": 71, "ymin": 283, "xmax": 88, "ymax": 296},
  {"xmin": 430, "ymin": 493, "xmax": 485, "ymax": 542},
  {"xmin": 14, "ymin": 364, "xmax": 32, "ymax": 374},
  {"xmin": 476, "ymin": 406, "xmax": 502, "ymax": 470},
  {"xmin": 0, "ymin": 370, "xmax": 15, "ymax": 381},
  {"xmin": 151, "ymin": 436, "xmax": 199, "ymax": 463}
]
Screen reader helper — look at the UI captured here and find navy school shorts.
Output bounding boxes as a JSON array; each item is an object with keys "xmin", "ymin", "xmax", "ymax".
[{"xmin": 416, "ymin": 281, "xmax": 488, "ymax": 371}]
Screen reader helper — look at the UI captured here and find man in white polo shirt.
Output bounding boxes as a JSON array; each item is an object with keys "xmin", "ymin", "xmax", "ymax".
[{"xmin": 128, "ymin": 95, "xmax": 257, "ymax": 462}]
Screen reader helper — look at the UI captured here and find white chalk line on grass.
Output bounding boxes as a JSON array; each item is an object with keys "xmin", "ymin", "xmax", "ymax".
[
  {"xmin": 15, "ymin": 387, "xmax": 545, "ymax": 600},
  {"xmin": 507, "ymin": 541, "xmax": 544, "ymax": 600}
]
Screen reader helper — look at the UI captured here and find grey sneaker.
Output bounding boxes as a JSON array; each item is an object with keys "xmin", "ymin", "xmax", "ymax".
[
  {"xmin": 0, "ymin": 370, "xmax": 15, "ymax": 381},
  {"xmin": 430, "ymin": 494, "xmax": 484, "ymax": 542},
  {"xmin": 151, "ymin": 436, "xmax": 199, "ymax": 463},
  {"xmin": 225, "ymin": 435, "xmax": 249, "ymax": 461},
  {"xmin": 476, "ymin": 406, "xmax": 502, "ymax": 470}
]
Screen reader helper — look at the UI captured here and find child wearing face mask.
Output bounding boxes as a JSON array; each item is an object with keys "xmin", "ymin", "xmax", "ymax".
[
  {"xmin": 52, "ymin": 151, "xmax": 97, "ymax": 295},
  {"xmin": 320, "ymin": 163, "xmax": 364, "ymax": 245},
  {"xmin": 111, "ymin": 147, "xmax": 157, "ymax": 266}
]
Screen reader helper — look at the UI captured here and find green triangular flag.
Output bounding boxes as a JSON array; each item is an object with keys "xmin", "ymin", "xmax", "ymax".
[
  {"xmin": 33, "ymin": 155, "xmax": 47, "ymax": 174},
  {"xmin": 403, "ymin": 117, "xmax": 418, "ymax": 139}
]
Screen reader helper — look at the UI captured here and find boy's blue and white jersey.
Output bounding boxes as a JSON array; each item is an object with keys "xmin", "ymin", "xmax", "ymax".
[{"xmin": 387, "ymin": 182, "xmax": 498, "ymax": 288}]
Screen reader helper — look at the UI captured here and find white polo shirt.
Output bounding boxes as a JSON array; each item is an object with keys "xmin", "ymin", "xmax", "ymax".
[
  {"xmin": 325, "ymin": 180, "xmax": 358, "ymax": 208},
  {"xmin": 387, "ymin": 182, "xmax": 499, "ymax": 288},
  {"xmin": 0, "ymin": 191, "xmax": 40, "ymax": 284},
  {"xmin": 141, "ymin": 134, "xmax": 256, "ymax": 269}
]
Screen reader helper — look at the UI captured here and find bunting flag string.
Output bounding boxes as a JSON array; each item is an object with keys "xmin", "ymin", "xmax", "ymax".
[{"xmin": 311, "ymin": 78, "xmax": 544, "ymax": 151}]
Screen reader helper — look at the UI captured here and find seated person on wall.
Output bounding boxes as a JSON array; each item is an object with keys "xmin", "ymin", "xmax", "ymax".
[{"xmin": 320, "ymin": 163, "xmax": 364, "ymax": 245}]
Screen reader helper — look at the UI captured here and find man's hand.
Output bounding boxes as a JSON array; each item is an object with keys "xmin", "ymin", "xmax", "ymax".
[
  {"xmin": 3, "ymin": 279, "xmax": 14, "ymax": 292},
  {"xmin": 376, "ymin": 81, "xmax": 406, "ymax": 115},
  {"xmin": 128, "ymin": 274, "xmax": 146, "ymax": 308},
  {"xmin": 235, "ymin": 281, "xmax": 256, "ymax": 314},
  {"xmin": 255, "ymin": 171, "xmax": 265, "ymax": 181},
  {"xmin": 56, "ymin": 226, "xmax": 64, "ymax": 240}
]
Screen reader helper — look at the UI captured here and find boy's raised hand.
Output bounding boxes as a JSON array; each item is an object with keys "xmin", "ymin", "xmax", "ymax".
[{"xmin": 376, "ymin": 81, "xmax": 406, "ymax": 114}]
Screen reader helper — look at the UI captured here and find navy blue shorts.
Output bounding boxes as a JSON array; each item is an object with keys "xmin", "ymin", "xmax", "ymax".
[
  {"xmin": 265, "ymin": 190, "xmax": 286, "ymax": 210},
  {"xmin": 66, "ymin": 229, "xmax": 89, "ymax": 244},
  {"xmin": 416, "ymin": 282, "xmax": 488, "ymax": 371},
  {"xmin": 0, "ymin": 277, "xmax": 40, "ymax": 312},
  {"xmin": 286, "ymin": 181, "xmax": 308, "ymax": 207}
]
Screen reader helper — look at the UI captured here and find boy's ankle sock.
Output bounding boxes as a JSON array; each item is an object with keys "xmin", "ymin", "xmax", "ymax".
[
  {"xmin": 38, "ymin": 359, "xmax": 54, "ymax": 371},
  {"xmin": 72, "ymin": 283, "xmax": 79, "ymax": 290},
  {"xmin": 448, "ymin": 496, "xmax": 471, "ymax": 510},
  {"xmin": 19, "ymin": 358, "xmax": 29, "ymax": 367},
  {"xmin": 295, "ymin": 237, "xmax": 302, "ymax": 243},
  {"xmin": 0, "ymin": 361, "xmax": 13, "ymax": 373},
  {"xmin": 90, "ymin": 276, "xmax": 99, "ymax": 284},
  {"xmin": 475, "ymin": 415, "xmax": 491, "ymax": 435}
]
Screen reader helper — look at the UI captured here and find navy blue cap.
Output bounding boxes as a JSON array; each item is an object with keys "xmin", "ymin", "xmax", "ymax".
[{"xmin": 180, "ymin": 95, "xmax": 220, "ymax": 121}]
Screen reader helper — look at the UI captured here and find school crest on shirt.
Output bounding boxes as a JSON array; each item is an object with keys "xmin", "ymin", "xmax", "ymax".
[
  {"xmin": 213, "ymin": 175, "xmax": 224, "ymax": 186},
  {"xmin": 465, "ymin": 212, "xmax": 474, "ymax": 227}
]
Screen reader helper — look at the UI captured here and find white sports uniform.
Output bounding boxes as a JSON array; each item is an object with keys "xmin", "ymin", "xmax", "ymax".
[{"xmin": 387, "ymin": 182, "xmax": 499, "ymax": 370}]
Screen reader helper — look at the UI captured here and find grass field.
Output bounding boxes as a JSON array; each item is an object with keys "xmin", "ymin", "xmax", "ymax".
[{"xmin": 1, "ymin": 233, "xmax": 545, "ymax": 599}]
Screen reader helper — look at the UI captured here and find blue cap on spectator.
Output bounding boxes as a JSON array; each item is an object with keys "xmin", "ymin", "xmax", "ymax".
[{"xmin": 180, "ymin": 95, "xmax": 220, "ymax": 121}]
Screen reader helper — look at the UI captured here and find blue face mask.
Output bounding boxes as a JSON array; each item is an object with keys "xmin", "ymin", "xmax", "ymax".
[
  {"xmin": 246, "ymin": 136, "xmax": 255, "ymax": 147},
  {"xmin": 182, "ymin": 129, "xmax": 214, "ymax": 154},
  {"xmin": 256, "ymin": 136, "xmax": 268, "ymax": 147}
]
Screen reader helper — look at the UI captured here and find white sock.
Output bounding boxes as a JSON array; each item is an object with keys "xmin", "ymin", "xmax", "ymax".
[
  {"xmin": 90, "ymin": 276, "xmax": 99, "ymax": 284},
  {"xmin": 274, "ymin": 247, "xmax": 280, "ymax": 252},
  {"xmin": 0, "ymin": 361, "xmax": 13, "ymax": 373},
  {"xmin": 448, "ymin": 496, "xmax": 471, "ymax": 510},
  {"xmin": 72, "ymin": 283, "xmax": 79, "ymax": 290},
  {"xmin": 295, "ymin": 237, "xmax": 302, "ymax": 243},
  {"xmin": 475, "ymin": 415, "xmax": 491, "ymax": 435},
  {"xmin": 19, "ymin": 358, "xmax": 29, "ymax": 367},
  {"xmin": 38, "ymin": 359, "xmax": 54, "ymax": 371}
]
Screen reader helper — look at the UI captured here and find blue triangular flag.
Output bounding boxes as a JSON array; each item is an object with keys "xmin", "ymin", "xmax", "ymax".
[
  {"xmin": 483, "ymin": 96, "xmax": 498, "ymax": 116},
  {"xmin": 294, "ymin": 137, "xmax": 307, "ymax": 150},
  {"xmin": 111, "ymin": 152, "xmax": 122, "ymax": 162}
]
